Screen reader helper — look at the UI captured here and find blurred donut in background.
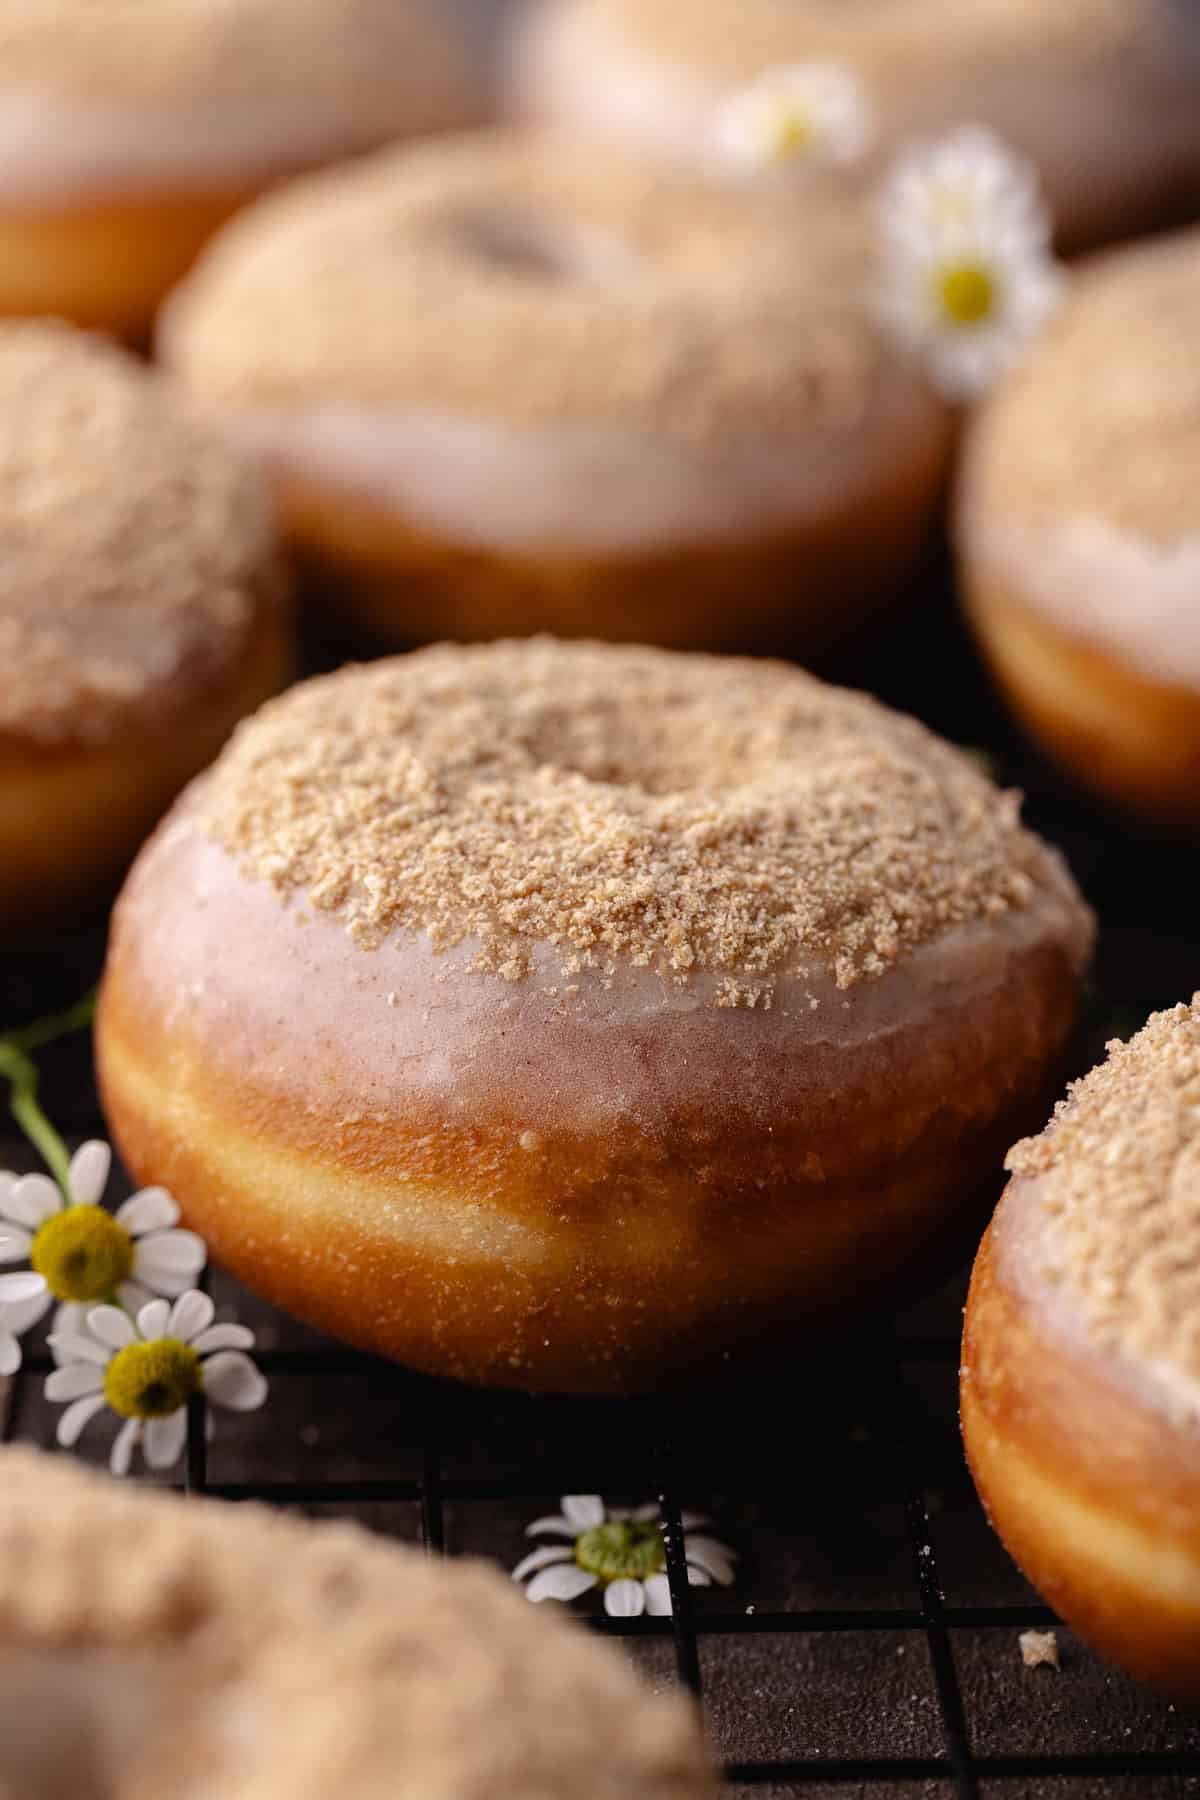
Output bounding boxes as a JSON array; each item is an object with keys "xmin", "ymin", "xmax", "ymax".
[
  {"xmin": 0, "ymin": 321, "xmax": 290, "ymax": 931},
  {"xmin": 158, "ymin": 131, "xmax": 951, "ymax": 660},
  {"xmin": 507, "ymin": 0, "xmax": 1200, "ymax": 252},
  {"xmin": 957, "ymin": 227, "xmax": 1200, "ymax": 828},
  {"xmin": 0, "ymin": 0, "xmax": 503, "ymax": 337}
]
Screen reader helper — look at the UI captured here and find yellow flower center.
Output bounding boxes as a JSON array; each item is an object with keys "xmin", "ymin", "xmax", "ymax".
[
  {"xmin": 768, "ymin": 108, "xmax": 813, "ymax": 158},
  {"xmin": 936, "ymin": 261, "xmax": 996, "ymax": 326},
  {"xmin": 575, "ymin": 1520, "xmax": 666, "ymax": 1584},
  {"xmin": 30, "ymin": 1205, "xmax": 134, "ymax": 1303},
  {"xmin": 103, "ymin": 1338, "xmax": 202, "ymax": 1420}
]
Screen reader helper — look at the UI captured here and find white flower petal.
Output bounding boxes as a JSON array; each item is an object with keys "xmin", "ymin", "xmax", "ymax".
[
  {"xmin": 2, "ymin": 1174, "xmax": 61, "ymax": 1229},
  {"xmin": 67, "ymin": 1141, "xmax": 111, "ymax": 1209},
  {"xmin": 134, "ymin": 1232, "xmax": 207, "ymax": 1287},
  {"xmin": 115, "ymin": 1187, "xmax": 180, "ymax": 1235},
  {"xmin": 168, "ymin": 1291, "xmax": 214, "ymax": 1344},
  {"xmin": 86, "ymin": 1305, "xmax": 137, "ymax": 1350},
  {"xmin": 110, "ymin": 1418, "xmax": 141, "ymax": 1477},
  {"xmin": 685, "ymin": 1565, "xmax": 712, "ymax": 1588},
  {"xmin": 45, "ymin": 1363, "xmax": 106, "ymax": 1401},
  {"xmin": 0, "ymin": 1226, "xmax": 33, "ymax": 1262},
  {"xmin": 0, "ymin": 1333, "xmax": 19, "ymax": 1377},
  {"xmin": 631, "ymin": 1503, "xmax": 660, "ymax": 1522},
  {"xmin": 56, "ymin": 1392, "xmax": 106, "ymax": 1448},
  {"xmin": 643, "ymin": 1574, "xmax": 673, "ymax": 1616},
  {"xmin": 682, "ymin": 1536, "xmax": 738, "ymax": 1585},
  {"xmin": 525, "ymin": 1565, "xmax": 597, "ymax": 1605},
  {"xmin": 0, "ymin": 1270, "xmax": 46, "ymax": 1305},
  {"xmin": 679, "ymin": 1511, "xmax": 712, "ymax": 1531},
  {"xmin": 524, "ymin": 1515, "xmax": 578, "ymax": 1539},
  {"xmin": 561, "ymin": 1495, "xmax": 606, "ymax": 1530},
  {"xmin": 0, "ymin": 1287, "xmax": 51, "ymax": 1336},
  {"xmin": 604, "ymin": 1579, "xmax": 646, "ymax": 1618},
  {"xmin": 52, "ymin": 1301, "xmax": 88, "ymax": 1341},
  {"xmin": 512, "ymin": 1546, "xmax": 574, "ymax": 1583},
  {"xmin": 190, "ymin": 1324, "xmax": 255, "ymax": 1354},
  {"xmin": 202, "ymin": 1351, "xmax": 267, "ymax": 1412},
  {"xmin": 116, "ymin": 1280, "xmax": 153, "ymax": 1318},
  {"xmin": 48, "ymin": 1331, "xmax": 110, "ymax": 1368},
  {"xmin": 137, "ymin": 1299, "xmax": 171, "ymax": 1342},
  {"xmin": 144, "ymin": 1412, "xmax": 188, "ymax": 1470}
]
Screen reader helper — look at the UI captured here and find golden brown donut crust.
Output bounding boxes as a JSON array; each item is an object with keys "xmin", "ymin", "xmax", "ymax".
[
  {"xmin": 98, "ymin": 643, "xmax": 1091, "ymax": 1394},
  {"xmin": 964, "ymin": 1226, "xmax": 1200, "ymax": 1701}
]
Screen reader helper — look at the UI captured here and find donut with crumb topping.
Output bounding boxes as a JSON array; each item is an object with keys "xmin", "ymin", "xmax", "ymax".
[
  {"xmin": 957, "ymin": 228, "xmax": 1200, "ymax": 826},
  {"xmin": 98, "ymin": 640, "xmax": 1093, "ymax": 1394},
  {"xmin": 158, "ymin": 132, "xmax": 952, "ymax": 657},
  {"xmin": 963, "ymin": 998, "xmax": 1200, "ymax": 1701},
  {"xmin": 0, "ymin": 0, "xmax": 498, "ymax": 337},
  {"xmin": 0, "ymin": 321, "xmax": 289, "ymax": 930},
  {"xmin": 507, "ymin": 0, "xmax": 1200, "ymax": 252},
  {"xmin": 0, "ymin": 1447, "xmax": 714, "ymax": 1799}
]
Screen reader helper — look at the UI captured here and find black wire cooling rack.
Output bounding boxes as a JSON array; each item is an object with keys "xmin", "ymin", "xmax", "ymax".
[{"xmin": 4, "ymin": 596, "xmax": 1200, "ymax": 1800}]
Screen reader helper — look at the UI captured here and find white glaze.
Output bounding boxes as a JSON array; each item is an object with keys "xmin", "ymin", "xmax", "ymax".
[
  {"xmin": 507, "ymin": 0, "xmax": 1200, "ymax": 245},
  {"xmin": 183, "ymin": 381, "xmax": 933, "ymax": 554},
  {"xmin": 994, "ymin": 1172, "xmax": 1200, "ymax": 1428},
  {"xmin": 113, "ymin": 804, "xmax": 1092, "ymax": 1143},
  {"xmin": 969, "ymin": 511, "xmax": 1200, "ymax": 693}
]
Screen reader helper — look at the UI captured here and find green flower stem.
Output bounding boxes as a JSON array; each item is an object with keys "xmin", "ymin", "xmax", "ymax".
[
  {"xmin": 0, "ymin": 989, "xmax": 97, "ymax": 1200},
  {"xmin": 4, "ymin": 989, "xmax": 96, "ymax": 1056}
]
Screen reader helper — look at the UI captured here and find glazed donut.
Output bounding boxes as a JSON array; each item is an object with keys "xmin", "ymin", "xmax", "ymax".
[
  {"xmin": 0, "ymin": 320, "xmax": 289, "ymax": 931},
  {"xmin": 158, "ymin": 133, "xmax": 952, "ymax": 658},
  {"xmin": 507, "ymin": 0, "xmax": 1200, "ymax": 251},
  {"xmin": 962, "ymin": 998, "xmax": 1200, "ymax": 1702},
  {"xmin": 97, "ymin": 640, "xmax": 1094, "ymax": 1395},
  {"xmin": 0, "ymin": 0, "xmax": 500, "ymax": 338},
  {"xmin": 0, "ymin": 1447, "xmax": 713, "ymax": 1799},
  {"xmin": 957, "ymin": 228, "xmax": 1200, "ymax": 827}
]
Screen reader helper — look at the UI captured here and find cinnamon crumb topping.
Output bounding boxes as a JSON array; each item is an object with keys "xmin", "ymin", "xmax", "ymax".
[
  {"xmin": 0, "ymin": 1447, "xmax": 712, "ymax": 1800},
  {"xmin": 0, "ymin": 0, "xmax": 478, "ymax": 121},
  {"xmin": 0, "ymin": 322, "xmax": 277, "ymax": 750},
  {"xmin": 200, "ymin": 639, "xmax": 1060, "ymax": 1002},
  {"xmin": 164, "ymin": 133, "xmax": 891, "ymax": 443},
  {"xmin": 972, "ymin": 230, "xmax": 1200, "ymax": 542},
  {"xmin": 1008, "ymin": 997, "xmax": 1200, "ymax": 1387},
  {"xmin": 599, "ymin": 0, "xmax": 1134, "ymax": 86}
]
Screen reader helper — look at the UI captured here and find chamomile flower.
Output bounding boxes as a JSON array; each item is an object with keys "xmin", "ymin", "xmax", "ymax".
[
  {"xmin": 44, "ymin": 1290, "xmax": 267, "ymax": 1477},
  {"xmin": 715, "ymin": 63, "xmax": 873, "ymax": 171},
  {"xmin": 513, "ymin": 1495, "xmax": 737, "ymax": 1618},
  {"xmin": 877, "ymin": 125, "xmax": 1064, "ymax": 401},
  {"xmin": 0, "ymin": 1271, "xmax": 46, "ymax": 1375},
  {"xmin": 0, "ymin": 1141, "xmax": 206, "ymax": 1349}
]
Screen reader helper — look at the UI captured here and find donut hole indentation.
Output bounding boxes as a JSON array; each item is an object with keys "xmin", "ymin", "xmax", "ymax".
[{"xmin": 440, "ymin": 203, "xmax": 638, "ymax": 287}]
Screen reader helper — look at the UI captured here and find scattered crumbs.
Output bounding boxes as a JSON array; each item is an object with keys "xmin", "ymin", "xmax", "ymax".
[
  {"xmin": 1019, "ymin": 1629, "xmax": 1060, "ymax": 1670},
  {"xmin": 201, "ymin": 638, "xmax": 1081, "ymax": 1007},
  {"xmin": 745, "ymin": 1604, "xmax": 755, "ymax": 1615},
  {"xmin": 386, "ymin": 991, "xmax": 399, "ymax": 1007},
  {"xmin": 518, "ymin": 1131, "xmax": 541, "ymax": 1153},
  {"xmin": 1008, "ymin": 997, "xmax": 1200, "ymax": 1385}
]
